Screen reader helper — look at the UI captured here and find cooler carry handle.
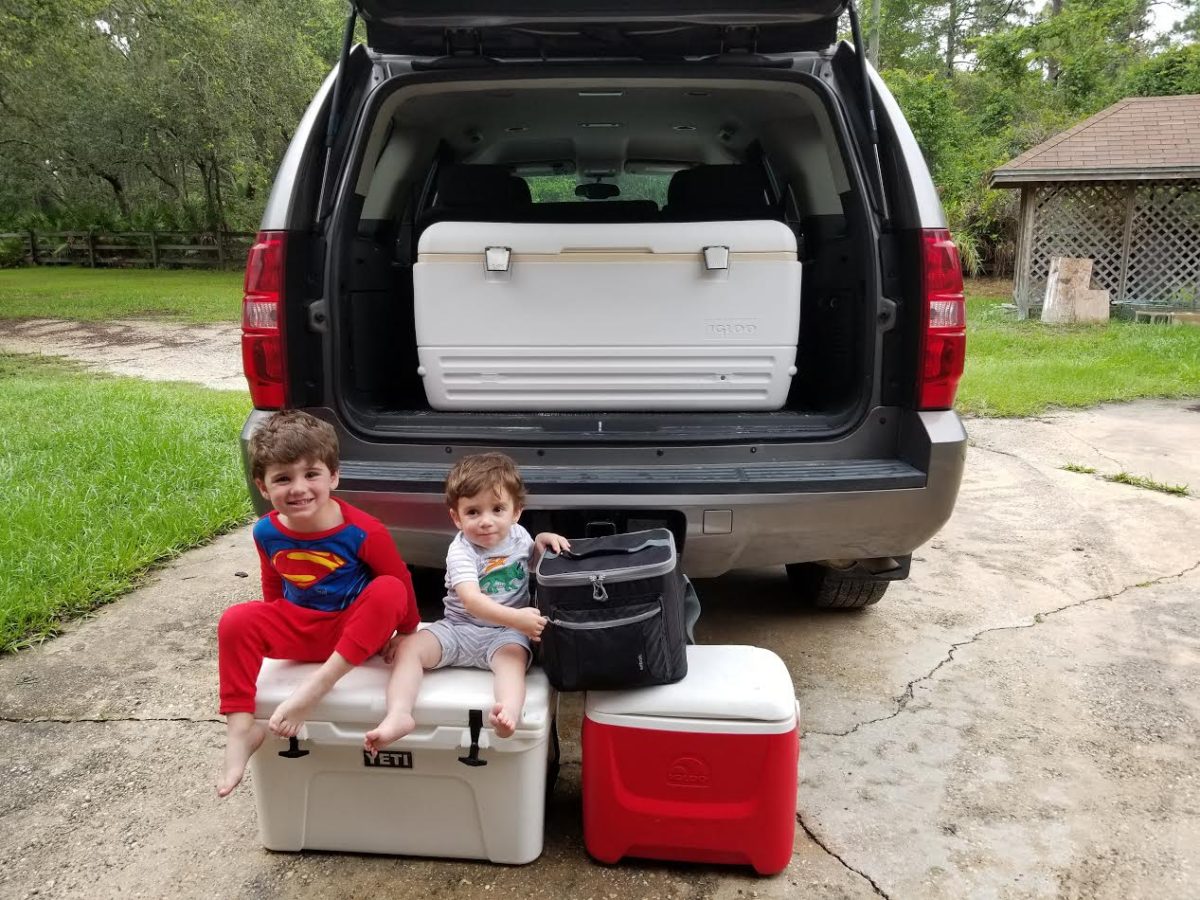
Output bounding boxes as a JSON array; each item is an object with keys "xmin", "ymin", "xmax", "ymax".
[{"xmin": 554, "ymin": 536, "xmax": 671, "ymax": 561}]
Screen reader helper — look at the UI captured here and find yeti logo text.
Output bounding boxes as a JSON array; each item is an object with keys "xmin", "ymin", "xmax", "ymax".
[
  {"xmin": 705, "ymin": 319, "xmax": 759, "ymax": 338},
  {"xmin": 363, "ymin": 750, "xmax": 413, "ymax": 768},
  {"xmin": 667, "ymin": 756, "xmax": 711, "ymax": 788}
]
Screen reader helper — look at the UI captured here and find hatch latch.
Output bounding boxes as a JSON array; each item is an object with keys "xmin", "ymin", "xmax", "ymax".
[{"xmin": 444, "ymin": 28, "xmax": 483, "ymax": 57}]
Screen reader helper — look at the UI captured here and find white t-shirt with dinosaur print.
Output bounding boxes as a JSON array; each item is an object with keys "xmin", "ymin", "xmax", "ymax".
[{"xmin": 442, "ymin": 523, "xmax": 534, "ymax": 626}]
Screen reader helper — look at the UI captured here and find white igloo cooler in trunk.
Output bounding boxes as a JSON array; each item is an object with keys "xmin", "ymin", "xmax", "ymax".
[
  {"xmin": 249, "ymin": 657, "xmax": 554, "ymax": 864},
  {"xmin": 413, "ymin": 220, "xmax": 801, "ymax": 411}
]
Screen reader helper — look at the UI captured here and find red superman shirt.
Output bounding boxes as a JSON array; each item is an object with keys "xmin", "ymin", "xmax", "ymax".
[{"xmin": 253, "ymin": 498, "xmax": 414, "ymax": 612}]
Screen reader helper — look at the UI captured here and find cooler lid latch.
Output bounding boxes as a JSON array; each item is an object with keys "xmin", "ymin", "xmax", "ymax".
[
  {"xmin": 703, "ymin": 245, "xmax": 729, "ymax": 271},
  {"xmin": 458, "ymin": 708, "xmax": 489, "ymax": 767},
  {"xmin": 484, "ymin": 246, "xmax": 511, "ymax": 272},
  {"xmin": 278, "ymin": 735, "xmax": 309, "ymax": 759}
]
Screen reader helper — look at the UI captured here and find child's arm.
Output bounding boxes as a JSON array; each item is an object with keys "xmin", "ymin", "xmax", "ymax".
[
  {"xmin": 531, "ymin": 532, "xmax": 571, "ymax": 571},
  {"xmin": 457, "ymin": 581, "xmax": 546, "ymax": 640}
]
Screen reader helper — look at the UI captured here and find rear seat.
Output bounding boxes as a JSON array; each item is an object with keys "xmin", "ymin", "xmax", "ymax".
[
  {"xmin": 662, "ymin": 165, "xmax": 776, "ymax": 221},
  {"xmin": 422, "ymin": 164, "xmax": 532, "ymax": 224},
  {"xmin": 524, "ymin": 200, "xmax": 659, "ymax": 223}
]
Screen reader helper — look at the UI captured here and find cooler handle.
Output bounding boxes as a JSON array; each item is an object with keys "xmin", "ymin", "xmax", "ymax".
[
  {"xmin": 298, "ymin": 721, "xmax": 482, "ymax": 750},
  {"xmin": 289, "ymin": 721, "xmax": 536, "ymax": 752},
  {"xmin": 553, "ymin": 537, "xmax": 671, "ymax": 561}
]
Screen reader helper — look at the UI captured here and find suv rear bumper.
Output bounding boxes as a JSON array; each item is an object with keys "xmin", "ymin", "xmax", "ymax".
[{"xmin": 242, "ymin": 410, "xmax": 965, "ymax": 579}]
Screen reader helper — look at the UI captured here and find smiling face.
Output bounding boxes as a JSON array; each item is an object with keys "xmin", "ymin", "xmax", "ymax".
[
  {"xmin": 255, "ymin": 458, "xmax": 341, "ymax": 532},
  {"xmin": 449, "ymin": 486, "xmax": 522, "ymax": 551}
]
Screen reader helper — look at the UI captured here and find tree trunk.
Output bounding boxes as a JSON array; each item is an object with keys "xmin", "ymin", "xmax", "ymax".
[
  {"xmin": 1047, "ymin": 0, "xmax": 1063, "ymax": 82},
  {"xmin": 195, "ymin": 156, "xmax": 217, "ymax": 230},
  {"xmin": 209, "ymin": 151, "xmax": 228, "ymax": 231},
  {"xmin": 945, "ymin": 0, "xmax": 959, "ymax": 77},
  {"xmin": 98, "ymin": 170, "xmax": 131, "ymax": 220}
]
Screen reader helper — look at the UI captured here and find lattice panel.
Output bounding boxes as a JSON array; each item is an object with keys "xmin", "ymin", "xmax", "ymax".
[
  {"xmin": 1125, "ymin": 181, "xmax": 1200, "ymax": 307},
  {"xmin": 1025, "ymin": 183, "xmax": 1127, "ymax": 307}
]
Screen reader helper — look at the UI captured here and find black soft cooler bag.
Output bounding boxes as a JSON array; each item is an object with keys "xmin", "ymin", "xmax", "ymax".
[{"xmin": 535, "ymin": 528, "xmax": 688, "ymax": 691}]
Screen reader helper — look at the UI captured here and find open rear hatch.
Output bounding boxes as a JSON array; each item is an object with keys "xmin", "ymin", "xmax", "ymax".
[
  {"xmin": 322, "ymin": 1, "xmax": 895, "ymax": 445},
  {"xmin": 355, "ymin": 0, "xmax": 847, "ymax": 57}
]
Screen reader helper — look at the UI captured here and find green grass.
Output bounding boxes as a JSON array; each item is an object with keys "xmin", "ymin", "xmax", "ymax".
[
  {"xmin": 0, "ymin": 354, "xmax": 253, "ymax": 652},
  {"xmin": 0, "ymin": 268, "xmax": 242, "ymax": 323},
  {"xmin": 958, "ymin": 280, "xmax": 1200, "ymax": 417},
  {"xmin": 1101, "ymin": 471, "xmax": 1190, "ymax": 496},
  {"xmin": 1060, "ymin": 461, "xmax": 1189, "ymax": 496}
]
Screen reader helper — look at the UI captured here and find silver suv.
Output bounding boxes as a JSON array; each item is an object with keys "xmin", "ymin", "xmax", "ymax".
[{"xmin": 239, "ymin": 1, "xmax": 967, "ymax": 608}]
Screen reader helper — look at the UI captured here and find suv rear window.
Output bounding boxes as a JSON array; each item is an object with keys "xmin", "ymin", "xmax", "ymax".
[{"xmin": 522, "ymin": 172, "xmax": 671, "ymax": 206}]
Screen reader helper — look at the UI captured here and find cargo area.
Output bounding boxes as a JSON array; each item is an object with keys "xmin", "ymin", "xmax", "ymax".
[{"xmin": 329, "ymin": 74, "xmax": 881, "ymax": 442}]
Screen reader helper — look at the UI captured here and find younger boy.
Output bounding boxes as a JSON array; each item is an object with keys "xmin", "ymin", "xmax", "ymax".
[
  {"xmin": 365, "ymin": 453, "xmax": 568, "ymax": 752},
  {"xmin": 217, "ymin": 410, "xmax": 419, "ymax": 797}
]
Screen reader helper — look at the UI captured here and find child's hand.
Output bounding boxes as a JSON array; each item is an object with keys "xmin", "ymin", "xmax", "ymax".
[
  {"xmin": 380, "ymin": 633, "xmax": 403, "ymax": 665},
  {"xmin": 513, "ymin": 606, "xmax": 548, "ymax": 641},
  {"xmin": 536, "ymin": 532, "xmax": 571, "ymax": 555}
]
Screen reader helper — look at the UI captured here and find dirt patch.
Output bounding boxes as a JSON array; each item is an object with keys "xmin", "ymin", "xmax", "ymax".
[{"xmin": 0, "ymin": 317, "xmax": 244, "ymax": 391}]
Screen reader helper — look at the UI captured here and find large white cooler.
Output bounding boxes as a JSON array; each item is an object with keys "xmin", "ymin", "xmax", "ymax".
[
  {"xmin": 249, "ymin": 657, "xmax": 554, "ymax": 864},
  {"xmin": 413, "ymin": 220, "xmax": 801, "ymax": 411}
]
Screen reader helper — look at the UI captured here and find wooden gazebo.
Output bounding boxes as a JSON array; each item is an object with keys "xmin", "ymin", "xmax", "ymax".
[{"xmin": 991, "ymin": 95, "xmax": 1200, "ymax": 318}]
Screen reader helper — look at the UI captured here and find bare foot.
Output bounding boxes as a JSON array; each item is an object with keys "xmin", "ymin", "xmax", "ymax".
[
  {"xmin": 363, "ymin": 711, "xmax": 416, "ymax": 756},
  {"xmin": 218, "ymin": 717, "xmax": 266, "ymax": 798},
  {"xmin": 268, "ymin": 682, "xmax": 326, "ymax": 738},
  {"xmin": 489, "ymin": 701, "xmax": 518, "ymax": 739}
]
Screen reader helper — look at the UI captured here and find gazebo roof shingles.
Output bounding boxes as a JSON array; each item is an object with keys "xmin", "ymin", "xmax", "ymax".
[{"xmin": 991, "ymin": 95, "xmax": 1200, "ymax": 184}]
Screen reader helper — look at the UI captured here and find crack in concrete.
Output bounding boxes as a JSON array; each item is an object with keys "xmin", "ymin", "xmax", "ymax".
[
  {"xmin": 805, "ymin": 558, "xmax": 1200, "ymax": 740},
  {"xmin": 1063, "ymin": 429, "xmax": 1126, "ymax": 470},
  {"xmin": 797, "ymin": 811, "xmax": 891, "ymax": 898},
  {"xmin": 0, "ymin": 715, "xmax": 222, "ymax": 725}
]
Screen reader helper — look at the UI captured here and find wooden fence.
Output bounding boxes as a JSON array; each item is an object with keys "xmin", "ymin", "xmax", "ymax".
[{"xmin": 0, "ymin": 230, "xmax": 257, "ymax": 270}]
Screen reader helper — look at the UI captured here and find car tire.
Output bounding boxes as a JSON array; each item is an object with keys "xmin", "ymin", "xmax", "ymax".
[{"xmin": 786, "ymin": 562, "xmax": 889, "ymax": 609}]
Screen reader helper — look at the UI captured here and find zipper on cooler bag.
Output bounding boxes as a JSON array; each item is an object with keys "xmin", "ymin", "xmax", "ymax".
[
  {"xmin": 550, "ymin": 606, "xmax": 661, "ymax": 631},
  {"xmin": 590, "ymin": 574, "xmax": 607, "ymax": 600}
]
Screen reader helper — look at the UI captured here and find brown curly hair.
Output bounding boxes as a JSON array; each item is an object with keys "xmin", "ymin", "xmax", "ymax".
[
  {"xmin": 248, "ymin": 410, "xmax": 339, "ymax": 481},
  {"xmin": 445, "ymin": 452, "xmax": 527, "ymax": 510}
]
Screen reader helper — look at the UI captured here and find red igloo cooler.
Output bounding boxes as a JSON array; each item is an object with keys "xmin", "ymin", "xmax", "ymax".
[{"xmin": 582, "ymin": 644, "xmax": 800, "ymax": 875}]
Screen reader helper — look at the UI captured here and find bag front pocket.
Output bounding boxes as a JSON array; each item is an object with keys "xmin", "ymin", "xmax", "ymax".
[{"xmin": 544, "ymin": 599, "xmax": 670, "ymax": 690}]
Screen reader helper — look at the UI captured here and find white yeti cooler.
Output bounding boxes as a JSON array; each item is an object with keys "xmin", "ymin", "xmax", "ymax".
[
  {"xmin": 249, "ymin": 657, "xmax": 554, "ymax": 864},
  {"xmin": 414, "ymin": 220, "xmax": 801, "ymax": 411}
]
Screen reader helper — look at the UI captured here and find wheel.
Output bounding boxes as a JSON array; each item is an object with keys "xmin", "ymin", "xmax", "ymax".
[{"xmin": 786, "ymin": 562, "xmax": 889, "ymax": 609}]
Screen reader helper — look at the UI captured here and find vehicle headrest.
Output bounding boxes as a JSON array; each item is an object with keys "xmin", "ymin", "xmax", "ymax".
[
  {"xmin": 435, "ymin": 164, "xmax": 530, "ymax": 211},
  {"xmin": 665, "ymin": 165, "xmax": 773, "ymax": 219}
]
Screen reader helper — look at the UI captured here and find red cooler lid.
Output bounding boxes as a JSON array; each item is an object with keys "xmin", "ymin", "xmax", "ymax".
[{"xmin": 585, "ymin": 645, "xmax": 797, "ymax": 734}]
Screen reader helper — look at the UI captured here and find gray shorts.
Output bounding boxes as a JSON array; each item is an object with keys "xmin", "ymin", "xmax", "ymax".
[{"xmin": 424, "ymin": 619, "xmax": 532, "ymax": 670}]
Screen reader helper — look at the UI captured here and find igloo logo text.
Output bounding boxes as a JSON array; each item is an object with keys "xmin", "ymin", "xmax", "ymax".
[
  {"xmin": 705, "ymin": 319, "xmax": 759, "ymax": 337},
  {"xmin": 666, "ymin": 756, "xmax": 711, "ymax": 788}
]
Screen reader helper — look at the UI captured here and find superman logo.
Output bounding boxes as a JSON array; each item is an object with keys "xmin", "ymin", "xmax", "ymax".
[{"xmin": 272, "ymin": 549, "xmax": 347, "ymax": 589}]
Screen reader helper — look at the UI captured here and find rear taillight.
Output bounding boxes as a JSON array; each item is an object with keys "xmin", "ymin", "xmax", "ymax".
[
  {"xmin": 917, "ymin": 229, "xmax": 966, "ymax": 410},
  {"xmin": 241, "ymin": 231, "xmax": 287, "ymax": 409}
]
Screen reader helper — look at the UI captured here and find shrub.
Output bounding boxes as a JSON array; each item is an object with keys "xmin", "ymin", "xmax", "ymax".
[{"xmin": 0, "ymin": 236, "xmax": 27, "ymax": 268}]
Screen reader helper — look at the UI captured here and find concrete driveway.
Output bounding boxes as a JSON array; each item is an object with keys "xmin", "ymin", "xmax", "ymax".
[{"xmin": 1, "ymin": 400, "xmax": 1197, "ymax": 899}]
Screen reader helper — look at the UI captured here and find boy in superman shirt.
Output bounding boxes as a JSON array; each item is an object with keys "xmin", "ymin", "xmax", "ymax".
[{"xmin": 216, "ymin": 410, "xmax": 419, "ymax": 797}]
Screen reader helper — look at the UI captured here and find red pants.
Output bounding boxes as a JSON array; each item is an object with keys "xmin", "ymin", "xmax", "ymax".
[{"xmin": 218, "ymin": 575, "xmax": 418, "ymax": 715}]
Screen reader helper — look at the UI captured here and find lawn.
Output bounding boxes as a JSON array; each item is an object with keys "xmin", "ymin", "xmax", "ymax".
[
  {"xmin": 0, "ymin": 354, "xmax": 253, "ymax": 652},
  {"xmin": 958, "ymin": 279, "xmax": 1200, "ymax": 417},
  {"xmin": 0, "ymin": 267, "xmax": 242, "ymax": 323}
]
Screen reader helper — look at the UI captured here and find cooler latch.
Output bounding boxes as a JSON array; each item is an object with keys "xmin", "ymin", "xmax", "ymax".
[
  {"xmin": 458, "ymin": 708, "xmax": 489, "ymax": 767},
  {"xmin": 278, "ymin": 736, "xmax": 309, "ymax": 759},
  {"xmin": 703, "ymin": 245, "xmax": 729, "ymax": 271},
  {"xmin": 484, "ymin": 246, "xmax": 511, "ymax": 272}
]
